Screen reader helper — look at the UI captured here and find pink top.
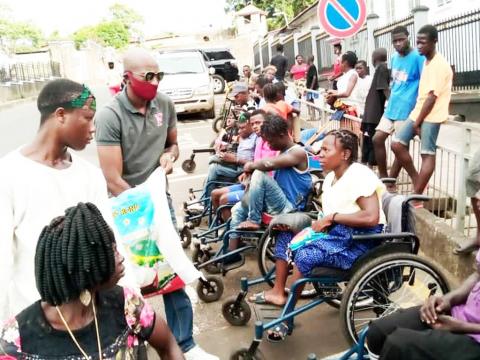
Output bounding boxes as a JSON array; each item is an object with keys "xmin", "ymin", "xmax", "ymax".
[
  {"xmin": 290, "ymin": 63, "xmax": 308, "ymax": 80},
  {"xmin": 451, "ymin": 250, "xmax": 480, "ymax": 342},
  {"xmin": 333, "ymin": 55, "xmax": 342, "ymax": 76},
  {"xmin": 254, "ymin": 137, "xmax": 278, "ymax": 162}
]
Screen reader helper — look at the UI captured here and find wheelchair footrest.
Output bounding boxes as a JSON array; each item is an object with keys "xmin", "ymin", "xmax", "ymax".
[{"xmin": 252, "ymin": 303, "xmax": 282, "ymax": 324}]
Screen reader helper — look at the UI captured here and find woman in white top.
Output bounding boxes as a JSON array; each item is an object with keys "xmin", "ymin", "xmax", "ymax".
[
  {"xmin": 325, "ymin": 51, "xmax": 359, "ymax": 108},
  {"xmin": 251, "ymin": 129, "xmax": 386, "ymax": 342}
]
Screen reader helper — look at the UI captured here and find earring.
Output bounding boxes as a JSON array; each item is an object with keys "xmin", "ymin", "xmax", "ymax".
[{"xmin": 79, "ymin": 289, "xmax": 92, "ymax": 306}]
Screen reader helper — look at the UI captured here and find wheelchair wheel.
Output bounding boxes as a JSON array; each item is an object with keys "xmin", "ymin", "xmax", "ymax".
[
  {"xmin": 196, "ymin": 275, "xmax": 224, "ymax": 303},
  {"xmin": 222, "ymin": 295, "xmax": 251, "ymax": 326},
  {"xmin": 340, "ymin": 253, "xmax": 450, "ymax": 344},
  {"xmin": 179, "ymin": 226, "xmax": 192, "ymax": 249},
  {"xmin": 191, "ymin": 245, "xmax": 211, "ymax": 263},
  {"xmin": 182, "ymin": 159, "xmax": 196, "ymax": 173},
  {"xmin": 212, "ymin": 115, "xmax": 225, "ymax": 133},
  {"xmin": 257, "ymin": 229, "xmax": 318, "ymax": 298},
  {"xmin": 230, "ymin": 348, "xmax": 265, "ymax": 360}
]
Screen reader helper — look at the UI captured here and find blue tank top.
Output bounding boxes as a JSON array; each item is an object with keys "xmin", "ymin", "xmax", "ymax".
[{"xmin": 274, "ymin": 145, "xmax": 312, "ymax": 210}]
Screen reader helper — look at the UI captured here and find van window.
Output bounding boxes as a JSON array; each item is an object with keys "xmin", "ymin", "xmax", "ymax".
[
  {"xmin": 205, "ymin": 51, "xmax": 234, "ymax": 61},
  {"xmin": 157, "ymin": 53, "xmax": 205, "ymax": 74}
]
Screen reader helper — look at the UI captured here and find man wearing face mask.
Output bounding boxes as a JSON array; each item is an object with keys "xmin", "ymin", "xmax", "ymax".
[{"xmin": 95, "ymin": 48, "xmax": 218, "ymax": 360}]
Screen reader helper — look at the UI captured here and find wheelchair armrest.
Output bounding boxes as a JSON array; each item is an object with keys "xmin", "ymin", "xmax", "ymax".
[
  {"xmin": 404, "ymin": 195, "xmax": 431, "ymax": 205},
  {"xmin": 381, "ymin": 177, "xmax": 397, "ymax": 184},
  {"xmin": 352, "ymin": 232, "xmax": 416, "ymax": 242}
]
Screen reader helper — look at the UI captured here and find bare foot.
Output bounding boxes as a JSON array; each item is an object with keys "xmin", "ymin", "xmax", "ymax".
[
  {"xmin": 237, "ymin": 221, "xmax": 261, "ymax": 230},
  {"xmin": 248, "ymin": 290, "xmax": 287, "ymax": 306},
  {"xmin": 453, "ymin": 237, "xmax": 480, "ymax": 255}
]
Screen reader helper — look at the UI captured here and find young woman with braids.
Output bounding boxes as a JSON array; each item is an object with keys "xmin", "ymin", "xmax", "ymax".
[
  {"xmin": 0, "ymin": 202, "xmax": 183, "ymax": 359},
  {"xmin": 248, "ymin": 129, "xmax": 386, "ymax": 342}
]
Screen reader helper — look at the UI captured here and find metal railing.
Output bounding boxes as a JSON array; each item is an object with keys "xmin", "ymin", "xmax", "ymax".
[
  {"xmin": 435, "ymin": 8, "xmax": 480, "ymax": 91},
  {"xmin": 0, "ymin": 61, "xmax": 61, "ymax": 84},
  {"xmin": 299, "ymin": 87, "xmax": 480, "ymax": 236}
]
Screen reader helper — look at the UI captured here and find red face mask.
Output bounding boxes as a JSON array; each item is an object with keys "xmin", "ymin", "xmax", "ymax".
[{"xmin": 127, "ymin": 72, "xmax": 158, "ymax": 101}]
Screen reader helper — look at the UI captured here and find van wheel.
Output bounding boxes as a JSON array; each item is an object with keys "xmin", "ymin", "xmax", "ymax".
[
  {"xmin": 212, "ymin": 75, "xmax": 225, "ymax": 94},
  {"xmin": 203, "ymin": 106, "xmax": 215, "ymax": 119}
]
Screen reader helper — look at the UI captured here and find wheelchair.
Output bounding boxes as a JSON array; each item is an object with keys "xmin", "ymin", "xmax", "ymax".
[{"xmin": 225, "ymin": 194, "xmax": 451, "ymax": 360}]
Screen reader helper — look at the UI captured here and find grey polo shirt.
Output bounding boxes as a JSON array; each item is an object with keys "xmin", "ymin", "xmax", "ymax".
[{"xmin": 95, "ymin": 90, "xmax": 177, "ymax": 187}]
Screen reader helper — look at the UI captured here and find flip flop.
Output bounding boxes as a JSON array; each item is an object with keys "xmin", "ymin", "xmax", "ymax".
[
  {"xmin": 453, "ymin": 238, "xmax": 480, "ymax": 255},
  {"xmin": 248, "ymin": 291, "xmax": 286, "ymax": 306},
  {"xmin": 267, "ymin": 322, "xmax": 289, "ymax": 343}
]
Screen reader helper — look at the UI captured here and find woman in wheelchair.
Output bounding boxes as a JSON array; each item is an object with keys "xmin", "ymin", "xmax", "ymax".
[
  {"xmin": 249, "ymin": 129, "xmax": 386, "ymax": 340},
  {"xmin": 366, "ymin": 249, "xmax": 480, "ymax": 360}
]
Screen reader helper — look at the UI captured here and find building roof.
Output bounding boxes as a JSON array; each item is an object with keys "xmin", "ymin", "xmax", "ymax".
[{"xmin": 235, "ymin": 4, "xmax": 267, "ymax": 17}]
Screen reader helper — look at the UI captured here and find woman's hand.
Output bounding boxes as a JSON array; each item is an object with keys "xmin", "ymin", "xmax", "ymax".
[
  {"xmin": 430, "ymin": 315, "xmax": 467, "ymax": 332},
  {"xmin": 311, "ymin": 216, "xmax": 333, "ymax": 233},
  {"xmin": 420, "ymin": 295, "xmax": 451, "ymax": 324}
]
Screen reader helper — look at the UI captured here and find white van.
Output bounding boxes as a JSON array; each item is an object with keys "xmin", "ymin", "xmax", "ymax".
[{"xmin": 156, "ymin": 50, "xmax": 215, "ymax": 118}]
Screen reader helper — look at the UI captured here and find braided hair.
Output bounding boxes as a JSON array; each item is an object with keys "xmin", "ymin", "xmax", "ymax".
[
  {"xmin": 326, "ymin": 129, "xmax": 359, "ymax": 164},
  {"xmin": 35, "ymin": 202, "xmax": 116, "ymax": 306}
]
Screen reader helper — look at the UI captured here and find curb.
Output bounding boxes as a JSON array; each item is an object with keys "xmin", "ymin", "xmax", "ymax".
[{"xmin": 0, "ymin": 96, "xmax": 37, "ymax": 111}]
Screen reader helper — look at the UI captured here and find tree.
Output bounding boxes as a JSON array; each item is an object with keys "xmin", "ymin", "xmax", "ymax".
[
  {"xmin": 225, "ymin": 0, "xmax": 318, "ymax": 30},
  {"xmin": 73, "ymin": 21, "xmax": 129, "ymax": 50},
  {"xmin": 108, "ymin": 3, "xmax": 143, "ymax": 41}
]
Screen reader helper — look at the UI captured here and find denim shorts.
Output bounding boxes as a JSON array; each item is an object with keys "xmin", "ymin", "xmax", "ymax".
[
  {"xmin": 225, "ymin": 183, "xmax": 246, "ymax": 204},
  {"xmin": 393, "ymin": 119, "xmax": 441, "ymax": 155}
]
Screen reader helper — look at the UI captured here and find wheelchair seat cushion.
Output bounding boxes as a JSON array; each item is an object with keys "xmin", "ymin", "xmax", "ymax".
[
  {"xmin": 309, "ymin": 266, "xmax": 350, "ymax": 280},
  {"xmin": 269, "ymin": 213, "xmax": 312, "ymax": 234}
]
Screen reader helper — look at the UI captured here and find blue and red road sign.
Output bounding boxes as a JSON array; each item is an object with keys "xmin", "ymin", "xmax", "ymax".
[{"xmin": 317, "ymin": 0, "xmax": 367, "ymax": 39}]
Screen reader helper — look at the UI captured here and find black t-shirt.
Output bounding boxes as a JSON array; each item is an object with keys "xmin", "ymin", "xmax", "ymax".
[
  {"xmin": 363, "ymin": 62, "xmax": 390, "ymax": 125},
  {"xmin": 306, "ymin": 64, "xmax": 319, "ymax": 90},
  {"xmin": 270, "ymin": 53, "xmax": 288, "ymax": 80}
]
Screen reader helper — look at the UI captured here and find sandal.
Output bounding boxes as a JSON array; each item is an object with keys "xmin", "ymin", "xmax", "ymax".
[{"xmin": 267, "ymin": 322, "xmax": 289, "ymax": 343}]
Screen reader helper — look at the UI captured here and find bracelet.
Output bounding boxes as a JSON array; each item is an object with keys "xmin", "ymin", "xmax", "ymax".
[{"xmin": 331, "ymin": 212, "xmax": 338, "ymax": 222}]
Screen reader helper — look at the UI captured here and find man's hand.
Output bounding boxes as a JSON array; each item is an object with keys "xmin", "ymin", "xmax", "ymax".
[
  {"xmin": 244, "ymin": 161, "xmax": 255, "ymax": 173},
  {"xmin": 159, "ymin": 153, "xmax": 175, "ymax": 175},
  {"xmin": 413, "ymin": 122, "xmax": 422, "ymax": 138},
  {"xmin": 420, "ymin": 295, "xmax": 451, "ymax": 324},
  {"xmin": 430, "ymin": 315, "xmax": 466, "ymax": 332},
  {"xmin": 311, "ymin": 216, "xmax": 333, "ymax": 233},
  {"xmin": 219, "ymin": 152, "xmax": 236, "ymax": 163}
]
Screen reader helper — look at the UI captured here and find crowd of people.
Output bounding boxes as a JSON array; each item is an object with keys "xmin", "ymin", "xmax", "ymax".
[{"xmin": 0, "ymin": 19, "xmax": 478, "ymax": 360}]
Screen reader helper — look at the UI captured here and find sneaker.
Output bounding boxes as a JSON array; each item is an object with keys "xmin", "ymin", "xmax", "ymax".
[
  {"xmin": 184, "ymin": 345, "xmax": 219, "ymax": 360},
  {"xmin": 185, "ymin": 203, "xmax": 205, "ymax": 214}
]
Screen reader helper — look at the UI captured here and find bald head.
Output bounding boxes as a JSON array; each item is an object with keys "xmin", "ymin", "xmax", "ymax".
[
  {"xmin": 372, "ymin": 48, "xmax": 387, "ymax": 65},
  {"xmin": 123, "ymin": 48, "xmax": 159, "ymax": 73}
]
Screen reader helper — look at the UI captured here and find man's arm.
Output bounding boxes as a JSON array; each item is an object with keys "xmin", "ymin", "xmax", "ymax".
[
  {"xmin": 246, "ymin": 147, "xmax": 306, "ymax": 172},
  {"xmin": 414, "ymin": 91, "xmax": 437, "ymax": 129},
  {"xmin": 97, "ymin": 145, "xmax": 131, "ymax": 196},
  {"xmin": 0, "ymin": 179, "xmax": 14, "ymax": 321},
  {"xmin": 159, "ymin": 127, "xmax": 179, "ymax": 175}
]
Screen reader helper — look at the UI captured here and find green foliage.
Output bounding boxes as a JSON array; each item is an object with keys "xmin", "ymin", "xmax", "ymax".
[
  {"xmin": 226, "ymin": 0, "xmax": 318, "ymax": 30},
  {"xmin": 72, "ymin": 2, "xmax": 142, "ymax": 49}
]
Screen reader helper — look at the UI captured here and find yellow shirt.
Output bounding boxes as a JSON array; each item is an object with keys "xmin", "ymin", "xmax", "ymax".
[{"xmin": 409, "ymin": 52, "xmax": 452, "ymax": 123}]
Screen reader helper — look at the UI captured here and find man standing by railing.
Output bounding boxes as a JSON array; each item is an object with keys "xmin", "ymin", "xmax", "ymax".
[
  {"xmin": 391, "ymin": 25, "xmax": 453, "ymax": 195},
  {"xmin": 372, "ymin": 25, "xmax": 424, "ymax": 183}
]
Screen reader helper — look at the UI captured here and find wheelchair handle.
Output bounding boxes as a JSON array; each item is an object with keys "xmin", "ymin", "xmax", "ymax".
[{"xmin": 404, "ymin": 194, "xmax": 431, "ymax": 204}]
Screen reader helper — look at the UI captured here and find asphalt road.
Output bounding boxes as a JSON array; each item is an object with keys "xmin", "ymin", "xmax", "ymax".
[{"xmin": 0, "ymin": 87, "xmax": 349, "ymax": 360}]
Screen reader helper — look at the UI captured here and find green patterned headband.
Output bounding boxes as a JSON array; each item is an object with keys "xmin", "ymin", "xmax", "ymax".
[{"xmin": 68, "ymin": 85, "xmax": 96, "ymax": 110}]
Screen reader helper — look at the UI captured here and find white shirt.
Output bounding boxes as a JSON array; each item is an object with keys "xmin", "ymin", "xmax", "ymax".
[
  {"xmin": 351, "ymin": 75, "xmax": 372, "ymax": 116},
  {"xmin": 336, "ymin": 69, "xmax": 358, "ymax": 107},
  {"xmin": 322, "ymin": 163, "xmax": 386, "ymax": 224},
  {"xmin": 0, "ymin": 149, "xmax": 133, "ymax": 321}
]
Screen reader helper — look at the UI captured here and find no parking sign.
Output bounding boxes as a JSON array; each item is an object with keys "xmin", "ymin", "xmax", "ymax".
[{"xmin": 317, "ymin": 0, "xmax": 367, "ymax": 39}]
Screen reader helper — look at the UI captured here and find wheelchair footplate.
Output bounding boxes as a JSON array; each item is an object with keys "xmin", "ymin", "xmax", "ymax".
[{"xmin": 252, "ymin": 303, "xmax": 282, "ymax": 325}]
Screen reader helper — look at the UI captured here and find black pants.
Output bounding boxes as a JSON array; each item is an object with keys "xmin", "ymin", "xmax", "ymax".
[
  {"xmin": 367, "ymin": 306, "xmax": 480, "ymax": 360},
  {"xmin": 361, "ymin": 122, "xmax": 377, "ymax": 166}
]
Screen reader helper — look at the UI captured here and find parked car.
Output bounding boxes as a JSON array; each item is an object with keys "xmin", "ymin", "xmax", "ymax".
[
  {"xmin": 202, "ymin": 48, "xmax": 239, "ymax": 94},
  {"xmin": 156, "ymin": 50, "xmax": 215, "ymax": 118}
]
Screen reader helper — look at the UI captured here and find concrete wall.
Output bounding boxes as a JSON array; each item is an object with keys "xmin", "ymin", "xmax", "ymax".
[
  {"xmin": 0, "ymin": 80, "xmax": 48, "ymax": 104},
  {"xmin": 416, "ymin": 208, "xmax": 476, "ymax": 283}
]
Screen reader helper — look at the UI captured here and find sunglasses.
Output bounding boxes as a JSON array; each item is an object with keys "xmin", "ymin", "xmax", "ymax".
[{"xmin": 130, "ymin": 71, "xmax": 164, "ymax": 82}]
